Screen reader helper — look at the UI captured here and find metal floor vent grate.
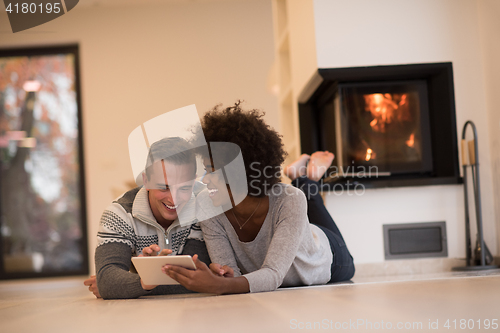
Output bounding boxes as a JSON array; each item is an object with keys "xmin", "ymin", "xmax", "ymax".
[{"xmin": 383, "ymin": 222, "xmax": 447, "ymax": 260}]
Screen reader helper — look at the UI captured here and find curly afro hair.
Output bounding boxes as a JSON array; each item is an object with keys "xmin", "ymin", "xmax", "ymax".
[{"xmin": 201, "ymin": 101, "xmax": 287, "ymax": 197}]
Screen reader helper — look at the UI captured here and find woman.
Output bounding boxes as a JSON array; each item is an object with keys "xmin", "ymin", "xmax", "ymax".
[{"xmin": 162, "ymin": 102, "xmax": 354, "ymax": 294}]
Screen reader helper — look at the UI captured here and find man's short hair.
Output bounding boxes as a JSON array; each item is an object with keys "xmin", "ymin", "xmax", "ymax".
[{"xmin": 144, "ymin": 137, "xmax": 196, "ymax": 180}]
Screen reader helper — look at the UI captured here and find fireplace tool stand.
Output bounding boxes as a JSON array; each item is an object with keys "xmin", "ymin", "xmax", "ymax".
[{"xmin": 453, "ymin": 121, "xmax": 498, "ymax": 271}]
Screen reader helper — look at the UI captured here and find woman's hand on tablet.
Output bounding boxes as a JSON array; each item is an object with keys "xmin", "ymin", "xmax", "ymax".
[
  {"xmin": 209, "ymin": 263, "xmax": 234, "ymax": 278},
  {"xmin": 162, "ymin": 255, "xmax": 249, "ymax": 294},
  {"xmin": 139, "ymin": 244, "xmax": 172, "ymax": 256},
  {"xmin": 162, "ymin": 254, "xmax": 223, "ymax": 294}
]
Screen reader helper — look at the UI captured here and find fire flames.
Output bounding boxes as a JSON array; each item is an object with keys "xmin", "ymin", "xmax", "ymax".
[
  {"xmin": 365, "ymin": 148, "xmax": 374, "ymax": 161},
  {"xmin": 406, "ymin": 133, "xmax": 415, "ymax": 148},
  {"xmin": 361, "ymin": 92, "xmax": 416, "ymax": 162},
  {"xmin": 364, "ymin": 93, "xmax": 411, "ymax": 133}
]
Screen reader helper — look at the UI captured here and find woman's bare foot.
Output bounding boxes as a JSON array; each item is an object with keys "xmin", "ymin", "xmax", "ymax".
[
  {"xmin": 284, "ymin": 154, "xmax": 310, "ymax": 181},
  {"xmin": 307, "ymin": 151, "xmax": 334, "ymax": 181}
]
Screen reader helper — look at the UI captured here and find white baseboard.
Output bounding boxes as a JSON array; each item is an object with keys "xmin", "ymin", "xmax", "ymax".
[{"xmin": 353, "ymin": 258, "xmax": 467, "ymax": 278}]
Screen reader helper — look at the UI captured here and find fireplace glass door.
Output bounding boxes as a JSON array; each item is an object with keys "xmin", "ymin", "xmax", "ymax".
[{"xmin": 336, "ymin": 80, "xmax": 433, "ymax": 175}]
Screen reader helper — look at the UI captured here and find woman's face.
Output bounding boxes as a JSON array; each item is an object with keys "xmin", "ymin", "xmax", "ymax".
[{"xmin": 202, "ymin": 157, "xmax": 232, "ymax": 208}]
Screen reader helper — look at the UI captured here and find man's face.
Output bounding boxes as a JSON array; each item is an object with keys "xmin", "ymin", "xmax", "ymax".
[{"xmin": 143, "ymin": 160, "xmax": 196, "ymax": 227}]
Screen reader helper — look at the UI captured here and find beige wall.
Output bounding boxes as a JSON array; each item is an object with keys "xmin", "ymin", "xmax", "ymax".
[
  {"xmin": 0, "ymin": 0, "xmax": 278, "ymax": 274},
  {"xmin": 313, "ymin": 0, "xmax": 497, "ymax": 263},
  {"xmin": 477, "ymin": 0, "xmax": 500, "ymax": 255},
  {"xmin": 285, "ymin": 0, "xmax": 317, "ymax": 98}
]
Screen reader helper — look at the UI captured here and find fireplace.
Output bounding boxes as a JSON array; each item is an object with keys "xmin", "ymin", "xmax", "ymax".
[{"xmin": 299, "ymin": 63, "xmax": 461, "ymax": 189}]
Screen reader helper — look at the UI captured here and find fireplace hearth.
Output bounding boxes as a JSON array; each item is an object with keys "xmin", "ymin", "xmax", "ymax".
[{"xmin": 298, "ymin": 63, "xmax": 461, "ymax": 190}]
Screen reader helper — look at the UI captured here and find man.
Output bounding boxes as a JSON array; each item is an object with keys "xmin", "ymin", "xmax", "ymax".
[{"xmin": 84, "ymin": 137, "xmax": 209, "ymax": 299}]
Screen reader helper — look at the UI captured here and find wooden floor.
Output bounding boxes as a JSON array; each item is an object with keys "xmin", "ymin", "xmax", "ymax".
[{"xmin": 1, "ymin": 270, "xmax": 499, "ymax": 333}]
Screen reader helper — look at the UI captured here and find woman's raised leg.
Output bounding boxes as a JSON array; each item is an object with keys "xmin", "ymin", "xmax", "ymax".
[{"xmin": 284, "ymin": 151, "xmax": 355, "ymax": 282}]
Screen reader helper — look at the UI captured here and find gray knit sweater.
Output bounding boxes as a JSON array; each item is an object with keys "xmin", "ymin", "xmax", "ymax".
[
  {"xmin": 200, "ymin": 183, "xmax": 333, "ymax": 293},
  {"xmin": 95, "ymin": 187, "xmax": 210, "ymax": 299}
]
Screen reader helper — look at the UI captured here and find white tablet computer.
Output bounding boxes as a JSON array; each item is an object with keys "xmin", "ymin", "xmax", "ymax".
[{"xmin": 131, "ymin": 255, "xmax": 196, "ymax": 285}]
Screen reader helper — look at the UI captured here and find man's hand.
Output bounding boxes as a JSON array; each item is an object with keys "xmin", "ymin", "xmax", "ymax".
[
  {"xmin": 83, "ymin": 275, "xmax": 101, "ymax": 298},
  {"xmin": 209, "ymin": 263, "xmax": 234, "ymax": 278},
  {"xmin": 140, "ymin": 279, "xmax": 157, "ymax": 291},
  {"xmin": 138, "ymin": 244, "xmax": 171, "ymax": 290},
  {"xmin": 139, "ymin": 244, "xmax": 172, "ymax": 257},
  {"xmin": 162, "ymin": 254, "xmax": 224, "ymax": 294}
]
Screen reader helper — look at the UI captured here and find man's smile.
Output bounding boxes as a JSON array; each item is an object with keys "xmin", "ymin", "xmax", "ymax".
[{"xmin": 163, "ymin": 202, "xmax": 179, "ymax": 211}]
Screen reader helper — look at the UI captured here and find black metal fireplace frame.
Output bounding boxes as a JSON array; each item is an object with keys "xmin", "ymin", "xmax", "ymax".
[{"xmin": 298, "ymin": 62, "xmax": 461, "ymax": 190}]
